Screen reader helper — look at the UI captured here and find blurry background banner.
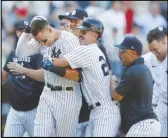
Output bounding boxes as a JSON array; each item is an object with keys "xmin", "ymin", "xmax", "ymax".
[{"xmin": 1, "ymin": 0, "xmax": 167, "ymax": 136}]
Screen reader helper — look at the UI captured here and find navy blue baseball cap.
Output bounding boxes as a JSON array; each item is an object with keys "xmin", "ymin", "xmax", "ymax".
[
  {"xmin": 114, "ymin": 36, "xmax": 143, "ymax": 55},
  {"xmin": 58, "ymin": 12, "xmax": 71, "ymax": 20},
  {"xmin": 67, "ymin": 9, "xmax": 88, "ymax": 20},
  {"xmin": 15, "ymin": 20, "xmax": 29, "ymax": 30}
]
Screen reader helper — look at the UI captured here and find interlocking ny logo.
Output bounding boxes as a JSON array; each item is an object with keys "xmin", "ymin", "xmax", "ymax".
[{"xmin": 51, "ymin": 48, "xmax": 61, "ymax": 58}]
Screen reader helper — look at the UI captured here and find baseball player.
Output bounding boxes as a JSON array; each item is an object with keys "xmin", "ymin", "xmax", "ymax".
[
  {"xmin": 51, "ymin": 18, "xmax": 121, "ymax": 137},
  {"xmin": 111, "ymin": 36, "xmax": 161, "ymax": 137},
  {"xmin": 2, "ymin": 20, "xmax": 44, "ymax": 137},
  {"xmin": 15, "ymin": 16, "xmax": 82, "ymax": 137},
  {"xmin": 143, "ymin": 26, "xmax": 167, "ymax": 137},
  {"xmin": 66, "ymin": 8, "xmax": 88, "ymax": 36},
  {"xmin": 58, "ymin": 12, "xmax": 72, "ymax": 31},
  {"xmin": 58, "ymin": 9, "xmax": 92, "ymax": 137}
]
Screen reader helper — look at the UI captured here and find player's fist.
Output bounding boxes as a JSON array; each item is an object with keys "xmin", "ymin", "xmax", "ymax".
[
  {"xmin": 42, "ymin": 59, "xmax": 54, "ymax": 70},
  {"xmin": 24, "ymin": 22, "xmax": 31, "ymax": 33}
]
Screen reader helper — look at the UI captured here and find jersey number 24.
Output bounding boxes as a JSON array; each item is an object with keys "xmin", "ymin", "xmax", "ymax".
[{"xmin": 99, "ymin": 56, "xmax": 109, "ymax": 76}]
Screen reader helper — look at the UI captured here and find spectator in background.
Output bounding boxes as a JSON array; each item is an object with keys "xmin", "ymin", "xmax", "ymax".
[
  {"xmin": 126, "ymin": 22, "xmax": 149, "ymax": 54},
  {"xmin": 85, "ymin": 1, "xmax": 105, "ymax": 17},
  {"xmin": 135, "ymin": 1, "xmax": 167, "ymax": 37},
  {"xmin": 76, "ymin": 1, "xmax": 89, "ymax": 9},
  {"xmin": 97, "ymin": 1, "xmax": 126, "ymax": 78},
  {"xmin": 159, "ymin": 1, "xmax": 168, "ymax": 21},
  {"xmin": 122, "ymin": 1, "xmax": 135, "ymax": 34}
]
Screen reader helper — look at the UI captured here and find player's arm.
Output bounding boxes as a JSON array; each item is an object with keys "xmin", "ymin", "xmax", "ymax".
[
  {"xmin": 42, "ymin": 59, "xmax": 81, "ymax": 81},
  {"xmin": 2, "ymin": 69, "xmax": 9, "ymax": 85},
  {"xmin": 15, "ymin": 25, "xmax": 41, "ymax": 58},
  {"xmin": 7, "ymin": 62, "xmax": 44, "ymax": 82},
  {"xmin": 52, "ymin": 57, "xmax": 70, "ymax": 67},
  {"xmin": 111, "ymin": 71, "xmax": 132, "ymax": 101},
  {"xmin": 110, "ymin": 77, "xmax": 123, "ymax": 101}
]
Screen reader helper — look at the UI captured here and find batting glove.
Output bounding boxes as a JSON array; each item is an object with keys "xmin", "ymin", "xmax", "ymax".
[{"xmin": 42, "ymin": 59, "xmax": 54, "ymax": 70}]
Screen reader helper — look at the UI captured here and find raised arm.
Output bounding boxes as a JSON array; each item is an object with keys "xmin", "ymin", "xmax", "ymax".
[{"xmin": 15, "ymin": 25, "xmax": 41, "ymax": 58}]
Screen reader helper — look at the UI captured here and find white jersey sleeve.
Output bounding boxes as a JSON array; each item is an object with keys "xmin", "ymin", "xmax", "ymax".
[
  {"xmin": 63, "ymin": 46, "xmax": 93, "ymax": 69},
  {"xmin": 62, "ymin": 31, "xmax": 80, "ymax": 54},
  {"xmin": 15, "ymin": 32, "xmax": 41, "ymax": 58}
]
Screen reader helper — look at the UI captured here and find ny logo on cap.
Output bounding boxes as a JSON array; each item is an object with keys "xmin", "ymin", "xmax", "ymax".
[
  {"xmin": 71, "ymin": 10, "xmax": 76, "ymax": 16},
  {"xmin": 158, "ymin": 26, "xmax": 163, "ymax": 31},
  {"xmin": 24, "ymin": 21, "xmax": 28, "ymax": 26},
  {"xmin": 131, "ymin": 46, "xmax": 134, "ymax": 49}
]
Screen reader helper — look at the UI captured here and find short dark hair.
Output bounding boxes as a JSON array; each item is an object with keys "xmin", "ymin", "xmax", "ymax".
[
  {"xmin": 147, "ymin": 26, "xmax": 167, "ymax": 44},
  {"xmin": 31, "ymin": 19, "xmax": 48, "ymax": 36}
]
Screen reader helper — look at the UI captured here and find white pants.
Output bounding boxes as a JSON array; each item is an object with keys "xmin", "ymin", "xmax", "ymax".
[
  {"xmin": 4, "ymin": 107, "xmax": 37, "ymax": 137},
  {"xmin": 34, "ymin": 86, "xmax": 81, "ymax": 137},
  {"xmin": 126, "ymin": 119, "xmax": 161, "ymax": 137},
  {"xmin": 84, "ymin": 101, "xmax": 121, "ymax": 137},
  {"xmin": 155, "ymin": 100, "xmax": 167, "ymax": 137},
  {"xmin": 76, "ymin": 121, "xmax": 89, "ymax": 137}
]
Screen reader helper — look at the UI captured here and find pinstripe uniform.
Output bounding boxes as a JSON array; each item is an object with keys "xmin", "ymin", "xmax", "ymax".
[
  {"xmin": 143, "ymin": 53, "xmax": 167, "ymax": 137},
  {"xmin": 16, "ymin": 31, "xmax": 82, "ymax": 136},
  {"xmin": 155, "ymin": 71, "xmax": 167, "ymax": 137},
  {"xmin": 64, "ymin": 43, "xmax": 121, "ymax": 137},
  {"xmin": 155, "ymin": 57, "xmax": 167, "ymax": 137},
  {"xmin": 4, "ymin": 108, "xmax": 37, "ymax": 137},
  {"xmin": 126, "ymin": 119, "xmax": 161, "ymax": 137},
  {"xmin": 143, "ymin": 52, "xmax": 163, "ymax": 111}
]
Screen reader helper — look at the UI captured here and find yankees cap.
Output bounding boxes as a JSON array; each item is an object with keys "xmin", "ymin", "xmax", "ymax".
[
  {"xmin": 114, "ymin": 36, "xmax": 143, "ymax": 55},
  {"xmin": 67, "ymin": 9, "xmax": 88, "ymax": 20},
  {"xmin": 15, "ymin": 20, "xmax": 29, "ymax": 30}
]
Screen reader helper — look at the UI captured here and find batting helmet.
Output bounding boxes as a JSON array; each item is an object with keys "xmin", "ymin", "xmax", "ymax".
[{"xmin": 76, "ymin": 18, "xmax": 104, "ymax": 37}]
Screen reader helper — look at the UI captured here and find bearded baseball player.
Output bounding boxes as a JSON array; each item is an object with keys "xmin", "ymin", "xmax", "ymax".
[
  {"xmin": 51, "ymin": 18, "xmax": 121, "ymax": 137},
  {"xmin": 15, "ymin": 16, "xmax": 82, "ymax": 137}
]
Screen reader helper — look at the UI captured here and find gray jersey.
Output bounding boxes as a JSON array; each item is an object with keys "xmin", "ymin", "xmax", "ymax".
[{"xmin": 64, "ymin": 43, "xmax": 111, "ymax": 105}]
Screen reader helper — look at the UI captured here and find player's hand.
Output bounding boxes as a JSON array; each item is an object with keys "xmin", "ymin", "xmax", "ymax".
[
  {"xmin": 42, "ymin": 59, "xmax": 54, "ymax": 70},
  {"xmin": 24, "ymin": 21, "xmax": 32, "ymax": 33},
  {"xmin": 110, "ymin": 75, "xmax": 118, "ymax": 88},
  {"xmin": 7, "ymin": 62, "xmax": 26, "ymax": 74}
]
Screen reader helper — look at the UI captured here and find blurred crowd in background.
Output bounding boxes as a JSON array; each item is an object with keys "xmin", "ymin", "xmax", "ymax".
[{"xmin": 1, "ymin": 0, "xmax": 167, "ymax": 134}]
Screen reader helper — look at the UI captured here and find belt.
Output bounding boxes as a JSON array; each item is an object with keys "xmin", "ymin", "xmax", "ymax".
[
  {"xmin": 88, "ymin": 102, "xmax": 101, "ymax": 110},
  {"xmin": 47, "ymin": 83, "xmax": 73, "ymax": 91}
]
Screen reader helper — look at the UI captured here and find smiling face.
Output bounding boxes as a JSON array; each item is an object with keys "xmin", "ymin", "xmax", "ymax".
[
  {"xmin": 148, "ymin": 38, "xmax": 167, "ymax": 61},
  {"xmin": 78, "ymin": 29, "xmax": 98, "ymax": 45},
  {"xmin": 34, "ymin": 27, "xmax": 55, "ymax": 46}
]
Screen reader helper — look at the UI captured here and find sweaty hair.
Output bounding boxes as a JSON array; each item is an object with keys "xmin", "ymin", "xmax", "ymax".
[
  {"xmin": 31, "ymin": 19, "xmax": 48, "ymax": 36},
  {"xmin": 147, "ymin": 26, "xmax": 167, "ymax": 44}
]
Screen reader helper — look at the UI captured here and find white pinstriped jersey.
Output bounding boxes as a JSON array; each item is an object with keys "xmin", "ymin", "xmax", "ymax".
[
  {"xmin": 16, "ymin": 31, "xmax": 80, "ymax": 86},
  {"xmin": 64, "ymin": 43, "xmax": 111, "ymax": 105},
  {"xmin": 142, "ymin": 52, "xmax": 167, "ymax": 104},
  {"xmin": 158, "ymin": 69, "xmax": 167, "ymax": 104},
  {"xmin": 40, "ymin": 30, "xmax": 80, "ymax": 86}
]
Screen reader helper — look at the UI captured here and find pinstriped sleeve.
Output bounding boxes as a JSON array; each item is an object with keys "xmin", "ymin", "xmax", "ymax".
[
  {"xmin": 63, "ymin": 47, "xmax": 92, "ymax": 69},
  {"xmin": 15, "ymin": 32, "xmax": 41, "ymax": 58}
]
